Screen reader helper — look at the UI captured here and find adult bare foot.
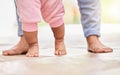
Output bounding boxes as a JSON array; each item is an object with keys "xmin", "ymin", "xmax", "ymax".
[
  {"xmin": 87, "ymin": 35, "xmax": 113, "ymax": 53},
  {"xmin": 26, "ymin": 43, "xmax": 39, "ymax": 57},
  {"xmin": 2, "ymin": 36, "xmax": 29, "ymax": 56}
]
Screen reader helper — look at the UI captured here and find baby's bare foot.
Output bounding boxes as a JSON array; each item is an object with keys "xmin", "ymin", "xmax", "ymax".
[
  {"xmin": 55, "ymin": 40, "xmax": 67, "ymax": 56},
  {"xmin": 3, "ymin": 37, "xmax": 29, "ymax": 56},
  {"xmin": 26, "ymin": 43, "xmax": 39, "ymax": 57}
]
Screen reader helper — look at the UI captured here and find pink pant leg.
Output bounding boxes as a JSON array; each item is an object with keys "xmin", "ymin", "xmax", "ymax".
[
  {"xmin": 22, "ymin": 23, "xmax": 38, "ymax": 32},
  {"xmin": 16, "ymin": 0, "xmax": 41, "ymax": 31},
  {"xmin": 41, "ymin": 0, "xmax": 65, "ymax": 28}
]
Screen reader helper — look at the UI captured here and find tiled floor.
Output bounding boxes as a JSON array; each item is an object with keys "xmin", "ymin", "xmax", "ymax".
[{"xmin": 0, "ymin": 24, "xmax": 120, "ymax": 75}]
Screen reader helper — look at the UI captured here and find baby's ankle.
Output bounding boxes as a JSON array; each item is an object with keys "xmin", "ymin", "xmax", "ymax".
[
  {"xmin": 55, "ymin": 38, "xmax": 64, "ymax": 42},
  {"xmin": 29, "ymin": 42, "xmax": 38, "ymax": 47}
]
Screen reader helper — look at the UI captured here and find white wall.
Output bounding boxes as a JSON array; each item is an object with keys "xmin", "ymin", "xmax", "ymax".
[{"xmin": 0, "ymin": 0, "xmax": 16, "ymax": 37}]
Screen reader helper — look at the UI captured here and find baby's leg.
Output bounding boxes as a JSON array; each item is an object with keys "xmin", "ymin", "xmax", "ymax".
[
  {"xmin": 52, "ymin": 24, "xmax": 67, "ymax": 55},
  {"xmin": 16, "ymin": 0, "xmax": 41, "ymax": 57},
  {"xmin": 22, "ymin": 23, "xmax": 39, "ymax": 57},
  {"xmin": 41, "ymin": 0, "xmax": 66, "ymax": 55}
]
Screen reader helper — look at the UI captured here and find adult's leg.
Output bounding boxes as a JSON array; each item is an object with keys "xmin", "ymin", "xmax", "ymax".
[
  {"xmin": 2, "ymin": 0, "xmax": 29, "ymax": 56},
  {"xmin": 22, "ymin": 23, "xmax": 39, "ymax": 57},
  {"xmin": 77, "ymin": 0, "xmax": 112, "ymax": 53}
]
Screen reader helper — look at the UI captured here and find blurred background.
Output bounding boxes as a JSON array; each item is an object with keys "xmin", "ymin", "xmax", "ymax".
[
  {"xmin": 63, "ymin": 0, "xmax": 120, "ymax": 24},
  {"xmin": 0, "ymin": 0, "xmax": 120, "ymax": 37}
]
